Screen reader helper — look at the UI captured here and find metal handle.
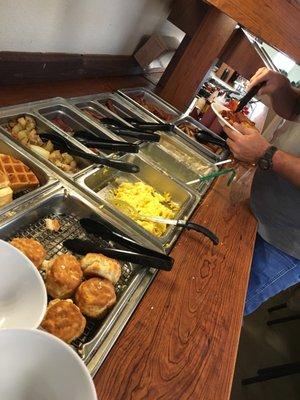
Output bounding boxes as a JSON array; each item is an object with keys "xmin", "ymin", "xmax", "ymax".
[
  {"xmin": 76, "ymin": 138, "xmax": 139, "ymax": 153},
  {"xmin": 131, "ymin": 123, "xmax": 175, "ymax": 132},
  {"xmin": 80, "ymin": 218, "xmax": 170, "ymax": 260},
  {"xmin": 236, "ymin": 81, "xmax": 266, "ymax": 112},
  {"xmin": 112, "ymin": 128, "xmax": 160, "ymax": 142},
  {"xmin": 195, "ymin": 131, "xmax": 228, "ymax": 149},
  {"xmin": 177, "ymin": 222, "xmax": 219, "ymax": 245},
  {"xmin": 64, "ymin": 239, "xmax": 173, "ymax": 271},
  {"xmin": 85, "ymin": 152, "xmax": 140, "ymax": 174}
]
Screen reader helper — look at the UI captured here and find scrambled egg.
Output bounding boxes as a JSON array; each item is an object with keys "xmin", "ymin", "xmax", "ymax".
[{"xmin": 112, "ymin": 181, "xmax": 179, "ymax": 237}]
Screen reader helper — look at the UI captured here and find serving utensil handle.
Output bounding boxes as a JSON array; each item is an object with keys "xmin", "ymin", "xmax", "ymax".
[
  {"xmin": 236, "ymin": 81, "xmax": 266, "ymax": 112},
  {"xmin": 177, "ymin": 222, "xmax": 219, "ymax": 245}
]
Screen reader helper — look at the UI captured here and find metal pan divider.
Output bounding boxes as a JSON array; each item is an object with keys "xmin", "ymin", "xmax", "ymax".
[
  {"xmin": 0, "ymin": 131, "xmax": 58, "ymax": 217},
  {"xmin": 175, "ymin": 116, "xmax": 230, "ymax": 162},
  {"xmin": 75, "ymin": 153, "xmax": 200, "ymax": 251},
  {"xmin": 0, "ymin": 110, "xmax": 95, "ymax": 181},
  {"xmin": 117, "ymin": 87, "xmax": 182, "ymax": 122},
  {"xmin": 34, "ymin": 100, "xmax": 128, "ymax": 148}
]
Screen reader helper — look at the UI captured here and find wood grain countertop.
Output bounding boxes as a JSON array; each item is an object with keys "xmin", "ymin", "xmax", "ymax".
[
  {"xmin": 94, "ymin": 164, "xmax": 257, "ymax": 400},
  {"xmin": 0, "ymin": 76, "xmax": 262, "ymax": 400}
]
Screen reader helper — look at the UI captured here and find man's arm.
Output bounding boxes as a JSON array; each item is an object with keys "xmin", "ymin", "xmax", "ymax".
[
  {"xmin": 224, "ymin": 124, "xmax": 300, "ymax": 187},
  {"xmin": 272, "ymin": 150, "xmax": 300, "ymax": 187},
  {"xmin": 248, "ymin": 68, "xmax": 300, "ymax": 120}
]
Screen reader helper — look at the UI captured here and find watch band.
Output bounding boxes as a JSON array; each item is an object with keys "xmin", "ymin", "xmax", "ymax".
[{"xmin": 258, "ymin": 146, "xmax": 278, "ymax": 171}]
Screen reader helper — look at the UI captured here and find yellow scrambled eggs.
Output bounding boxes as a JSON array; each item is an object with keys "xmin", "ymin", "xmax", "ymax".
[{"xmin": 113, "ymin": 181, "xmax": 179, "ymax": 237}]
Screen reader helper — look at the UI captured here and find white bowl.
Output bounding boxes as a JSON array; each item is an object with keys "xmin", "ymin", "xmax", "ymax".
[
  {"xmin": 0, "ymin": 240, "xmax": 47, "ymax": 329},
  {"xmin": 0, "ymin": 329, "xmax": 97, "ymax": 400},
  {"xmin": 211, "ymin": 102, "xmax": 240, "ymax": 133}
]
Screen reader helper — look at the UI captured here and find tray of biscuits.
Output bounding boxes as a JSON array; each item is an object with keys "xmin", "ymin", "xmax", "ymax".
[
  {"xmin": 0, "ymin": 186, "xmax": 159, "ymax": 374},
  {"xmin": 0, "ymin": 131, "xmax": 56, "ymax": 215}
]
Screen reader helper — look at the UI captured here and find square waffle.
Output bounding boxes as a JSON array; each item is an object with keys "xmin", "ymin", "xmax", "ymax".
[{"xmin": 0, "ymin": 154, "xmax": 39, "ymax": 193}]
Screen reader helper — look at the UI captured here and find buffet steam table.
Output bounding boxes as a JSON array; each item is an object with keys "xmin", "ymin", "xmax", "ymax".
[{"xmin": 0, "ymin": 75, "xmax": 262, "ymax": 400}]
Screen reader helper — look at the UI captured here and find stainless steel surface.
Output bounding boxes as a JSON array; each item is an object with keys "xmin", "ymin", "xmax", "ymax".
[
  {"xmin": 96, "ymin": 93, "xmax": 158, "ymax": 123},
  {"xmin": 174, "ymin": 116, "xmax": 229, "ymax": 162},
  {"xmin": 71, "ymin": 94, "xmax": 218, "ymax": 196},
  {"xmin": 0, "ymin": 132, "xmax": 57, "ymax": 216},
  {"xmin": 0, "ymin": 110, "xmax": 93, "ymax": 180},
  {"xmin": 118, "ymin": 87, "xmax": 181, "ymax": 122},
  {"xmin": 36, "ymin": 103, "xmax": 121, "ymax": 155},
  {"xmin": 68, "ymin": 95, "xmax": 143, "ymax": 144},
  {"xmin": 140, "ymin": 139, "xmax": 215, "ymax": 196},
  {"xmin": 0, "ymin": 185, "xmax": 161, "ymax": 372},
  {"xmin": 76, "ymin": 154, "xmax": 200, "ymax": 250}
]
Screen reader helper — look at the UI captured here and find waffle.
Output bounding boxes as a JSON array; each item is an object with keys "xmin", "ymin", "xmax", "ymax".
[{"xmin": 0, "ymin": 153, "xmax": 39, "ymax": 193}]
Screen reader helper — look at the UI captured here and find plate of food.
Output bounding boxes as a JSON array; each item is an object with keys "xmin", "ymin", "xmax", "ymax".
[{"xmin": 211, "ymin": 102, "xmax": 256, "ymax": 133}]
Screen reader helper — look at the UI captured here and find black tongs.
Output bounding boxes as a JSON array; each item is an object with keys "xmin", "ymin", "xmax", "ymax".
[
  {"xmin": 110, "ymin": 127, "xmax": 160, "ymax": 142},
  {"xmin": 63, "ymin": 218, "xmax": 174, "ymax": 271},
  {"xmin": 124, "ymin": 118, "xmax": 175, "ymax": 132},
  {"xmin": 195, "ymin": 130, "xmax": 228, "ymax": 149},
  {"xmin": 39, "ymin": 133, "xmax": 139, "ymax": 173},
  {"xmin": 73, "ymin": 131, "xmax": 139, "ymax": 153},
  {"xmin": 235, "ymin": 81, "xmax": 266, "ymax": 112}
]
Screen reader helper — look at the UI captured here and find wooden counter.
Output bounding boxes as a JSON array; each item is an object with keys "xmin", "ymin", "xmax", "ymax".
[
  {"xmin": 94, "ymin": 164, "xmax": 257, "ymax": 400},
  {"xmin": 0, "ymin": 76, "xmax": 258, "ymax": 400}
]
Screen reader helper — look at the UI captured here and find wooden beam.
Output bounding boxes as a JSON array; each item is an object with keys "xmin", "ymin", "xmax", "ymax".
[
  {"xmin": 219, "ymin": 29, "xmax": 265, "ymax": 80},
  {"xmin": 157, "ymin": 6, "xmax": 237, "ymax": 111},
  {"xmin": 204, "ymin": 0, "xmax": 300, "ymax": 63},
  {"xmin": 168, "ymin": 0, "xmax": 209, "ymax": 35},
  {"xmin": 0, "ymin": 52, "xmax": 142, "ymax": 85}
]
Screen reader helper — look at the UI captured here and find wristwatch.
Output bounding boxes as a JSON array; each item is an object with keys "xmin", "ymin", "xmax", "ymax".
[{"xmin": 258, "ymin": 146, "xmax": 278, "ymax": 170}]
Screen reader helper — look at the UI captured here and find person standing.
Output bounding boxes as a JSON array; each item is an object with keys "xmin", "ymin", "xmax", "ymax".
[{"xmin": 224, "ymin": 68, "xmax": 300, "ymax": 315}]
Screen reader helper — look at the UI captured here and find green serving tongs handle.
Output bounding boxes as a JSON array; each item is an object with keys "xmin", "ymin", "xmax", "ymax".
[{"xmin": 200, "ymin": 168, "xmax": 236, "ymax": 186}]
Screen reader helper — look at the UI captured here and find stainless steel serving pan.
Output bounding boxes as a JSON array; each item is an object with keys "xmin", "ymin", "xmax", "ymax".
[
  {"xmin": 68, "ymin": 95, "xmax": 147, "ymax": 144},
  {"xmin": 117, "ymin": 89, "xmax": 227, "ymax": 162},
  {"xmin": 95, "ymin": 93, "xmax": 220, "ymax": 164},
  {"xmin": 140, "ymin": 140, "xmax": 217, "ymax": 196},
  {"xmin": 118, "ymin": 87, "xmax": 181, "ymax": 122},
  {"xmin": 0, "ymin": 108, "xmax": 94, "ymax": 181},
  {"xmin": 70, "ymin": 92, "xmax": 159, "ymax": 124},
  {"xmin": 0, "ymin": 132, "xmax": 57, "ymax": 217},
  {"xmin": 76, "ymin": 154, "xmax": 200, "ymax": 250},
  {"xmin": 36, "ymin": 102, "xmax": 123, "ymax": 156},
  {"xmin": 174, "ymin": 116, "xmax": 229, "ymax": 162},
  {"xmin": 69, "ymin": 92, "xmax": 157, "ymax": 127},
  {"xmin": 70, "ymin": 94, "xmax": 218, "ymax": 196},
  {"xmin": 0, "ymin": 185, "xmax": 160, "ymax": 376}
]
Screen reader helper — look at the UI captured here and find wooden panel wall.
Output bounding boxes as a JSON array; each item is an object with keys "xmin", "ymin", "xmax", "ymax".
[
  {"xmin": 168, "ymin": 0, "xmax": 209, "ymax": 35},
  {"xmin": 204, "ymin": 0, "xmax": 300, "ymax": 62},
  {"xmin": 0, "ymin": 52, "xmax": 142, "ymax": 85}
]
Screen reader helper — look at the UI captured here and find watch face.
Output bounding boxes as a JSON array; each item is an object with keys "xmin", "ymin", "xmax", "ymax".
[{"xmin": 258, "ymin": 158, "xmax": 270, "ymax": 170}]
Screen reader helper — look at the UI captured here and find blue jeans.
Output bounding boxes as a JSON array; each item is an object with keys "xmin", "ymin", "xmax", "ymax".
[{"xmin": 245, "ymin": 235, "xmax": 300, "ymax": 315}]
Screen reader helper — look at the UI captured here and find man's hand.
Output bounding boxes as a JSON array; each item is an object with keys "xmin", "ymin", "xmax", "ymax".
[
  {"xmin": 247, "ymin": 68, "xmax": 299, "ymax": 120},
  {"xmin": 224, "ymin": 124, "xmax": 270, "ymax": 163},
  {"xmin": 248, "ymin": 67, "xmax": 290, "ymax": 96}
]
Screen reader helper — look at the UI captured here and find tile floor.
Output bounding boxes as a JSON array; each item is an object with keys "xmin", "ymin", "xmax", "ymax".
[{"xmin": 231, "ymin": 286, "xmax": 300, "ymax": 400}]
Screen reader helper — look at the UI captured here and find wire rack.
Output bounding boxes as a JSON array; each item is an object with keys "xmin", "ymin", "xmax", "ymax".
[{"xmin": 5, "ymin": 212, "xmax": 137, "ymax": 354}]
